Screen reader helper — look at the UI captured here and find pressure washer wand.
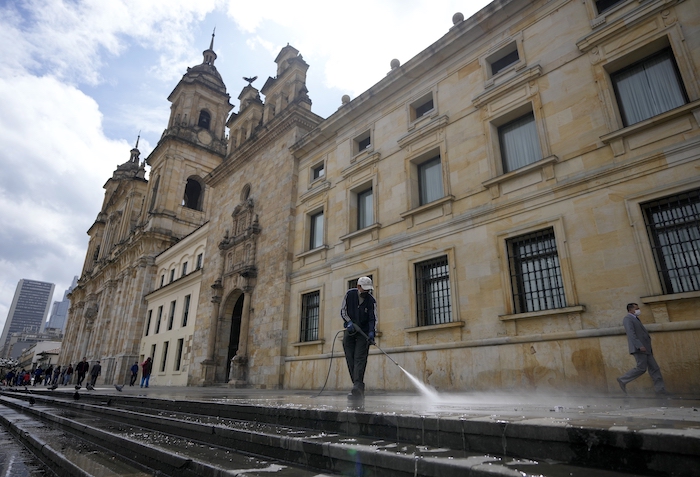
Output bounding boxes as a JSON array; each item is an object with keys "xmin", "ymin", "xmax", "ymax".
[{"xmin": 349, "ymin": 324, "xmax": 401, "ymax": 368}]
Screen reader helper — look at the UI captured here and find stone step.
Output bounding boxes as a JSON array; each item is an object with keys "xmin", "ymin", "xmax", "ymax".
[{"xmin": 1, "ymin": 390, "xmax": 677, "ymax": 476}]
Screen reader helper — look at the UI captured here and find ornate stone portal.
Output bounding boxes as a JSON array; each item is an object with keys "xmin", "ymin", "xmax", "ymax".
[{"xmin": 217, "ymin": 198, "xmax": 260, "ymax": 386}]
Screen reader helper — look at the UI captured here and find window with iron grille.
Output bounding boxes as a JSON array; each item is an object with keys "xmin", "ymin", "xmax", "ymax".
[
  {"xmin": 415, "ymin": 256, "xmax": 452, "ymax": 326},
  {"xmin": 642, "ymin": 189, "xmax": 700, "ymax": 294},
  {"xmin": 507, "ymin": 228, "xmax": 566, "ymax": 313},
  {"xmin": 300, "ymin": 291, "xmax": 320, "ymax": 342}
]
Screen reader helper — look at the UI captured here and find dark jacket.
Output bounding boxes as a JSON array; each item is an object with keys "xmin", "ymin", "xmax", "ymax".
[
  {"xmin": 76, "ymin": 361, "xmax": 89, "ymax": 374},
  {"xmin": 340, "ymin": 288, "xmax": 377, "ymax": 334},
  {"xmin": 141, "ymin": 359, "xmax": 153, "ymax": 377}
]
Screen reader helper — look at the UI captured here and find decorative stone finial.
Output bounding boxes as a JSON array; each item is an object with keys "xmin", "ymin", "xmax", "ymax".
[
  {"xmin": 452, "ymin": 12, "xmax": 464, "ymax": 25},
  {"xmin": 390, "ymin": 58, "xmax": 400, "ymax": 69},
  {"xmin": 341, "ymin": 94, "xmax": 350, "ymax": 105}
]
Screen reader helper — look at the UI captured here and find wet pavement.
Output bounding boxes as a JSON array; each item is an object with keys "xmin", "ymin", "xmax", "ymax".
[
  {"xmin": 50, "ymin": 384, "xmax": 700, "ymax": 439},
  {"xmin": 0, "ymin": 425, "xmax": 49, "ymax": 476},
  {"xmin": 3, "ymin": 384, "xmax": 700, "ymax": 476}
]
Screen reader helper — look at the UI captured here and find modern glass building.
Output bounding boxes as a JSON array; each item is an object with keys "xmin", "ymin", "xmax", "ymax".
[{"xmin": 1, "ymin": 279, "xmax": 55, "ymax": 358}]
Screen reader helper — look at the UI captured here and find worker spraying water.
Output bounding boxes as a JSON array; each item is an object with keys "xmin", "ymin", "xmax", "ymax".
[{"xmin": 340, "ymin": 276, "xmax": 377, "ymax": 402}]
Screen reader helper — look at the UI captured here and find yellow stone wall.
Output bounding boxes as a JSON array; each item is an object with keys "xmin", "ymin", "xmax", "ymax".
[{"xmin": 284, "ymin": 0, "xmax": 700, "ymax": 393}]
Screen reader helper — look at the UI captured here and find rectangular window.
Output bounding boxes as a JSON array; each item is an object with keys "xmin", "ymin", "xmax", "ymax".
[
  {"xmin": 174, "ymin": 338, "xmax": 184, "ymax": 371},
  {"xmin": 507, "ymin": 228, "xmax": 567, "ymax": 313},
  {"xmin": 169, "ymin": 269, "xmax": 175, "ymax": 283},
  {"xmin": 490, "ymin": 46, "xmax": 519, "ymax": 76},
  {"xmin": 611, "ymin": 48, "xmax": 687, "ymax": 127},
  {"xmin": 415, "ymin": 256, "xmax": 452, "ymax": 326},
  {"xmin": 411, "ymin": 93, "xmax": 434, "ymax": 121},
  {"xmin": 196, "ymin": 253, "xmax": 203, "ymax": 270},
  {"xmin": 357, "ymin": 188, "xmax": 373, "ymax": 229},
  {"xmin": 160, "ymin": 341, "xmax": 169, "ymax": 372},
  {"xmin": 160, "ymin": 275, "xmax": 165, "ymax": 287},
  {"xmin": 596, "ymin": 0, "xmax": 624, "ymax": 14},
  {"xmin": 167, "ymin": 300, "xmax": 176, "ymax": 330},
  {"xmin": 181, "ymin": 262, "xmax": 188, "ymax": 277},
  {"xmin": 642, "ymin": 189, "xmax": 700, "ymax": 294},
  {"xmin": 150, "ymin": 344, "xmax": 156, "ymax": 361},
  {"xmin": 309, "ymin": 211, "xmax": 324, "ymax": 249},
  {"xmin": 418, "ymin": 156, "xmax": 444, "ymax": 205},
  {"xmin": 498, "ymin": 112, "xmax": 541, "ymax": 173},
  {"xmin": 155, "ymin": 306, "xmax": 163, "ymax": 334},
  {"xmin": 354, "ymin": 130, "xmax": 371, "ymax": 154},
  {"xmin": 145, "ymin": 310, "xmax": 152, "ymax": 336},
  {"xmin": 312, "ymin": 163, "xmax": 325, "ymax": 180},
  {"xmin": 300, "ymin": 291, "xmax": 320, "ymax": 342},
  {"xmin": 182, "ymin": 294, "xmax": 191, "ymax": 327}
]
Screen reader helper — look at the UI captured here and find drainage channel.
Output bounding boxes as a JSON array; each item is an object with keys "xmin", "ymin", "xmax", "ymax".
[{"xmin": 1, "ymin": 391, "xmax": 653, "ymax": 477}]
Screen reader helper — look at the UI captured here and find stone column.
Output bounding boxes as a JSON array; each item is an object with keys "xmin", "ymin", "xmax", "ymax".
[{"xmin": 201, "ymin": 280, "xmax": 222, "ymax": 384}]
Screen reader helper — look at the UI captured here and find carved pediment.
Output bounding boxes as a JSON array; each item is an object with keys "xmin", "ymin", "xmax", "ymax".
[{"xmin": 219, "ymin": 198, "xmax": 261, "ymax": 250}]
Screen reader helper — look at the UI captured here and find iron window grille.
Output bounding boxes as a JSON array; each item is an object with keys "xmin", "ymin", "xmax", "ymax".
[
  {"xmin": 507, "ymin": 228, "xmax": 566, "ymax": 313},
  {"xmin": 300, "ymin": 291, "xmax": 320, "ymax": 342},
  {"xmin": 415, "ymin": 256, "xmax": 452, "ymax": 326},
  {"xmin": 642, "ymin": 189, "xmax": 700, "ymax": 294}
]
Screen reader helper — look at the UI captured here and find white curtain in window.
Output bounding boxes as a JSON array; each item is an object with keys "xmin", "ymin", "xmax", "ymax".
[
  {"xmin": 358, "ymin": 189, "xmax": 373, "ymax": 229},
  {"xmin": 500, "ymin": 113, "xmax": 540, "ymax": 173},
  {"xmin": 310, "ymin": 213, "xmax": 324, "ymax": 249},
  {"xmin": 614, "ymin": 51, "xmax": 686, "ymax": 126},
  {"xmin": 419, "ymin": 157, "xmax": 443, "ymax": 205}
]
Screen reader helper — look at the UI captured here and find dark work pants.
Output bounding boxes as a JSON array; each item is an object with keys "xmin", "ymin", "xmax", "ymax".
[
  {"xmin": 619, "ymin": 352, "xmax": 666, "ymax": 392},
  {"xmin": 76, "ymin": 373, "xmax": 86, "ymax": 385},
  {"xmin": 343, "ymin": 330, "xmax": 370, "ymax": 392},
  {"xmin": 130, "ymin": 373, "xmax": 138, "ymax": 386}
]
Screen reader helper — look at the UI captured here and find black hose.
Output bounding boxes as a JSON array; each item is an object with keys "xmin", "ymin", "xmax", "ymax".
[{"xmin": 314, "ymin": 329, "xmax": 345, "ymax": 397}]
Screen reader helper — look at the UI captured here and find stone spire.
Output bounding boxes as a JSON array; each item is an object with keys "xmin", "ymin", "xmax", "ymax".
[{"xmin": 203, "ymin": 28, "xmax": 217, "ymax": 66}]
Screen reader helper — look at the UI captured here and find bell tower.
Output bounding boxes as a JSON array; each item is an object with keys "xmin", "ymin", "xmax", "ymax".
[{"xmin": 142, "ymin": 30, "xmax": 233, "ymax": 237}]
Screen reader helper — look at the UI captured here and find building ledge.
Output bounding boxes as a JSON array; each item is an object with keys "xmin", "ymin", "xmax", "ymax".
[{"xmin": 499, "ymin": 305, "xmax": 585, "ymax": 321}]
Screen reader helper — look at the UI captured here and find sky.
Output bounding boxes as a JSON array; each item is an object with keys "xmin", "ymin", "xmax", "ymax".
[{"xmin": 0, "ymin": 0, "xmax": 492, "ymax": 333}]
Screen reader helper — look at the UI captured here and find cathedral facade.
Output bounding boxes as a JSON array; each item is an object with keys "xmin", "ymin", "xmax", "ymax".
[{"xmin": 61, "ymin": 0, "xmax": 700, "ymax": 393}]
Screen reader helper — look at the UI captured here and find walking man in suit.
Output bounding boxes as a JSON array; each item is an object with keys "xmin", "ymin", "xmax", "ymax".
[{"xmin": 617, "ymin": 303, "xmax": 668, "ymax": 395}]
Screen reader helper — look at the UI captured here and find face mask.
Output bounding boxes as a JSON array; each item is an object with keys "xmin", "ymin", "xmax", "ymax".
[{"xmin": 634, "ymin": 309, "xmax": 641, "ymax": 316}]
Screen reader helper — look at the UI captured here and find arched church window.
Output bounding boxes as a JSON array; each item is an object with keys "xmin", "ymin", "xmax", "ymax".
[
  {"xmin": 183, "ymin": 177, "xmax": 204, "ymax": 211},
  {"xmin": 241, "ymin": 183, "xmax": 251, "ymax": 201},
  {"xmin": 198, "ymin": 110, "xmax": 211, "ymax": 130}
]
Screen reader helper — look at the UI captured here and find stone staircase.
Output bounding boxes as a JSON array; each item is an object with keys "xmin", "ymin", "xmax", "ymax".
[{"xmin": 0, "ymin": 388, "xmax": 697, "ymax": 476}]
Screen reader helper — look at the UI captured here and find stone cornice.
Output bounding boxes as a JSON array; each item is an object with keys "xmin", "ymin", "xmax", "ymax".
[{"xmin": 207, "ymin": 104, "xmax": 322, "ymax": 187}]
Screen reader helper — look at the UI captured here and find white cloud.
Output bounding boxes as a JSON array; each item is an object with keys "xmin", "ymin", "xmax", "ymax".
[
  {"xmin": 0, "ymin": 74, "xmax": 128, "ymax": 333},
  {"xmin": 222, "ymin": 0, "xmax": 489, "ymax": 95}
]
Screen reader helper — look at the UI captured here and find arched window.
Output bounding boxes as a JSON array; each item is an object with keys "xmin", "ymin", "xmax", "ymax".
[
  {"xmin": 197, "ymin": 110, "xmax": 211, "ymax": 130},
  {"xmin": 183, "ymin": 177, "xmax": 204, "ymax": 211}
]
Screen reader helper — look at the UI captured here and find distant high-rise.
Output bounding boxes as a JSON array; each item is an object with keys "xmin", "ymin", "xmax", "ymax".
[
  {"xmin": 45, "ymin": 276, "xmax": 78, "ymax": 331},
  {"xmin": 0, "ymin": 279, "xmax": 55, "ymax": 358}
]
